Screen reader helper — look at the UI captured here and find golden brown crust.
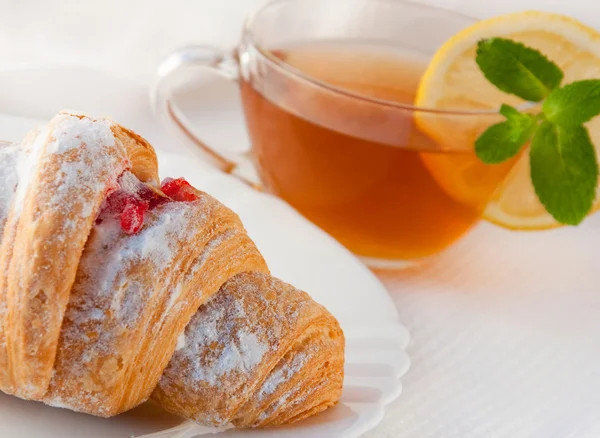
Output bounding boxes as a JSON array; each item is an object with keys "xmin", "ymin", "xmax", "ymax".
[
  {"xmin": 0, "ymin": 112, "xmax": 161, "ymax": 400},
  {"xmin": 0, "ymin": 112, "xmax": 149, "ymax": 399},
  {"xmin": 45, "ymin": 195, "xmax": 268, "ymax": 416},
  {"xmin": 153, "ymin": 272, "xmax": 345, "ymax": 428},
  {"xmin": 110, "ymin": 125, "xmax": 159, "ymax": 184}
]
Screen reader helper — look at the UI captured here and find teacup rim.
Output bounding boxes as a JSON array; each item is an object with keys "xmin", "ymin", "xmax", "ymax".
[{"xmin": 241, "ymin": 0, "xmax": 506, "ymax": 117}]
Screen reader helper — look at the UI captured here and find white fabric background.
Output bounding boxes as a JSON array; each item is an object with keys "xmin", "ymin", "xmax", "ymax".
[
  {"xmin": 1, "ymin": 0, "xmax": 600, "ymax": 80},
  {"xmin": 1, "ymin": 1, "xmax": 600, "ymax": 437}
]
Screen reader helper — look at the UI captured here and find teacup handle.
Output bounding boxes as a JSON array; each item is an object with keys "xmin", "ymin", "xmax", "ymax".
[{"xmin": 150, "ymin": 45, "xmax": 261, "ymax": 188}]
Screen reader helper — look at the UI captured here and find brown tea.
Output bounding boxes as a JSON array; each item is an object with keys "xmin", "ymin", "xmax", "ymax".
[{"xmin": 240, "ymin": 42, "xmax": 513, "ymax": 261}]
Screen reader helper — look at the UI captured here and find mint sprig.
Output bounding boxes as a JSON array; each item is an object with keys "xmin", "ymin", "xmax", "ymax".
[{"xmin": 475, "ymin": 37, "xmax": 600, "ymax": 225}]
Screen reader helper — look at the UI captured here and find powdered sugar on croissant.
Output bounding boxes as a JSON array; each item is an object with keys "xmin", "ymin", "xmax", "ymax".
[
  {"xmin": 0, "ymin": 111, "xmax": 344, "ymax": 427},
  {"xmin": 0, "ymin": 113, "xmax": 158, "ymax": 400},
  {"xmin": 0, "ymin": 142, "xmax": 21, "ymax": 238},
  {"xmin": 154, "ymin": 272, "xmax": 344, "ymax": 427},
  {"xmin": 46, "ymin": 184, "xmax": 268, "ymax": 415}
]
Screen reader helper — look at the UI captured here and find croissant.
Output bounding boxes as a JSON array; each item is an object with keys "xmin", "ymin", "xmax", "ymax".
[{"xmin": 0, "ymin": 111, "xmax": 344, "ymax": 427}]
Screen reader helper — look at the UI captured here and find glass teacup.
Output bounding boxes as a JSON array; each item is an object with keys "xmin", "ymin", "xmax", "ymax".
[{"xmin": 153, "ymin": 0, "xmax": 516, "ymax": 268}]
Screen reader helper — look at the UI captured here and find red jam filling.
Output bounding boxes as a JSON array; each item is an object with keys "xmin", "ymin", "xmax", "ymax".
[
  {"xmin": 161, "ymin": 178, "xmax": 199, "ymax": 202},
  {"xmin": 120, "ymin": 200, "xmax": 149, "ymax": 234},
  {"xmin": 98, "ymin": 176, "xmax": 199, "ymax": 234}
]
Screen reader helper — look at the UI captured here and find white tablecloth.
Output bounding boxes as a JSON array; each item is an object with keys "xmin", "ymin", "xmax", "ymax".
[{"xmin": 1, "ymin": 1, "xmax": 599, "ymax": 437}]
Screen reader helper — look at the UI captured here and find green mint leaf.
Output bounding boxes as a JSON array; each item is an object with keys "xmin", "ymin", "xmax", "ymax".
[
  {"xmin": 476, "ymin": 38, "xmax": 563, "ymax": 102},
  {"xmin": 543, "ymin": 79, "xmax": 600, "ymax": 126},
  {"xmin": 530, "ymin": 121, "xmax": 598, "ymax": 225},
  {"xmin": 475, "ymin": 104, "xmax": 537, "ymax": 164}
]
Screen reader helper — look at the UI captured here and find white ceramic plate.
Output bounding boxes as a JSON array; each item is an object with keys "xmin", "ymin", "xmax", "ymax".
[{"xmin": 0, "ymin": 67, "xmax": 410, "ymax": 437}]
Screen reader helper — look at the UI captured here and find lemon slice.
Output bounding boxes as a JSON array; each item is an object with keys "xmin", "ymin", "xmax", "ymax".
[{"xmin": 415, "ymin": 11, "xmax": 600, "ymax": 229}]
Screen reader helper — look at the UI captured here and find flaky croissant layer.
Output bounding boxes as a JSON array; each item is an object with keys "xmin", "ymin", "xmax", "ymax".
[{"xmin": 0, "ymin": 111, "xmax": 344, "ymax": 427}]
